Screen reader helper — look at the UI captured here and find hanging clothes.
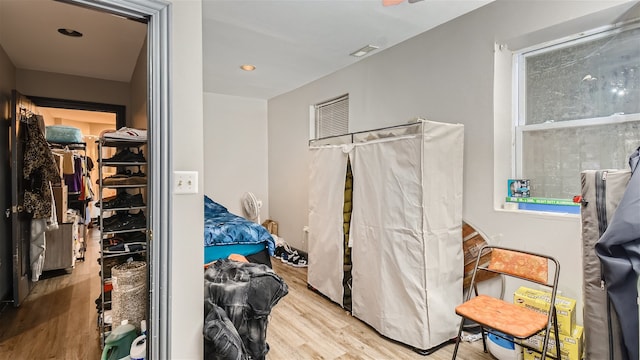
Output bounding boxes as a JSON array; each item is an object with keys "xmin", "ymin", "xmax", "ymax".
[
  {"xmin": 30, "ymin": 185, "xmax": 59, "ymax": 282},
  {"xmin": 47, "ymin": 182, "xmax": 59, "ymax": 231},
  {"xmin": 85, "ymin": 156, "xmax": 95, "ymax": 201},
  {"xmin": 30, "ymin": 219, "xmax": 47, "ymax": 282},
  {"xmin": 64, "ymin": 156, "xmax": 83, "ymax": 194},
  {"xmin": 22, "ymin": 114, "xmax": 61, "ymax": 219},
  {"xmin": 62, "ymin": 147, "xmax": 75, "ymax": 175},
  {"xmin": 78, "ymin": 156, "xmax": 94, "ymax": 202}
]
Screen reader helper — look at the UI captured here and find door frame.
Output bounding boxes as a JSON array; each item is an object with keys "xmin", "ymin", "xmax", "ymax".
[
  {"xmin": 9, "ymin": 90, "xmax": 33, "ymax": 308},
  {"xmin": 63, "ymin": 0, "xmax": 172, "ymax": 358},
  {"xmin": 28, "ymin": 96, "xmax": 126, "ymax": 129}
]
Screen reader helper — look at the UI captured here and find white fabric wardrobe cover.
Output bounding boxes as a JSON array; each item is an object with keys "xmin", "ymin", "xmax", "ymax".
[
  {"xmin": 307, "ymin": 145, "xmax": 350, "ymax": 306},
  {"xmin": 350, "ymin": 120, "xmax": 464, "ymax": 350}
]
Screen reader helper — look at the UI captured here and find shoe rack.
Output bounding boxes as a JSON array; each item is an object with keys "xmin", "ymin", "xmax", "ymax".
[{"xmin": 96, "ymin": 139, "xmax": 148, "ymax": 347}]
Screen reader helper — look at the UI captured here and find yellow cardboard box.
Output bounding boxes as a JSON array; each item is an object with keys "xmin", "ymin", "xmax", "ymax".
[
  {"xmin": 513, "ymin": 286, "xmax": 576, "ymax": 336},
  {"xmin": 521, "ymin": 325, "xmax": 583, "ymax": 360}
]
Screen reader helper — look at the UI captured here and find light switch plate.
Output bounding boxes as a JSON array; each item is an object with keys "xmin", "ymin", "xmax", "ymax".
[{"xmin": 174, "ymin": 171, "xmax": 198, "ymax": 194}]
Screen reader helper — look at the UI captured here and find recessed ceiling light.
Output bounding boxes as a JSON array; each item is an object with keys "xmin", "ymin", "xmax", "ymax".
[
  {"xmin": 58, "ymin": 28, "xmax": 83, "ymax": 37},
  {"xmin": 240, "ymin": 64, "xmax": 256, "ymax": 71},
  {"xmin": 350, "ymin": 45, "xmax": 379, "ymax": 57}
]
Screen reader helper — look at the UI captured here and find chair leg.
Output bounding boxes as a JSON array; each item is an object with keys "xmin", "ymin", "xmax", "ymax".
[
  {"xmin": 540, "ymin": 308, "xmax": 561, "ymax": 360},
  {"xmin": 553, "ymin": 308, "xmax": 561, "ymax": 360},
  {"xmin": 451, "ymin": 317, "xmax": 466, "ymax": 359},
  {"xmin": 480, "ymin": 326, "xmax": 488, "ymax": 353}
]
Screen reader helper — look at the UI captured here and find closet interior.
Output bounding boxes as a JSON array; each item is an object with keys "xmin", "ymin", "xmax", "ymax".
[
  {"xmin": 12, "ymin": 102, "xmax": 148, "ymax": 339},
  {"xmin": 7, "ymin": 95, "xmax": 151, "ymax": 358}
]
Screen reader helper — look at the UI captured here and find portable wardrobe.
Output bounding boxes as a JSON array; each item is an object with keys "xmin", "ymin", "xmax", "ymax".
[{"xmin": 307, "ymin": 119, "xmax": 464, "ymax": 353}]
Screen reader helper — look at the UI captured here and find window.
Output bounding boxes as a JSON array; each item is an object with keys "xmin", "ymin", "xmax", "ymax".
[
  {"xmin": 515, "ymin": 23, "xmax": 640, "ymax": 199},
  {"xmin": 314, "ymin": 94, "xmax": 349, "ymax": 139}
]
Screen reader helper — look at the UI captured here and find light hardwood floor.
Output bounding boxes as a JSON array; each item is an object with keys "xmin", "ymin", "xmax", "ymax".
[
  {"xmin": 0, "ymin": 232, "xmax": 492, "ymax": 360},
  {"xmin": 0, "ymin": 228, "xmax": 102, "ymax": 360},
  {"xmin": 267, "ymin": 260, "xmax": 493, "ymax": 360}
]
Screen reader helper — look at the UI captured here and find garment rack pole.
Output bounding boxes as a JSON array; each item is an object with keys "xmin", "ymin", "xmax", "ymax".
[{"xmin": 308, "ymin": 118, "xmax": 426, "ymax": 145}]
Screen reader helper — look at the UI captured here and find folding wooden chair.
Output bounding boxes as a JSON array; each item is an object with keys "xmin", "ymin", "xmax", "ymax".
[{"xmin": 451, "ymin": 245, "xmax": 561, "ymax": 359}]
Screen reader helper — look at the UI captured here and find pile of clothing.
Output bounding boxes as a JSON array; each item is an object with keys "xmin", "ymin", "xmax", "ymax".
[{"xmin": 204, "ymin": 259, "xmax": 288, "ymax": 360}]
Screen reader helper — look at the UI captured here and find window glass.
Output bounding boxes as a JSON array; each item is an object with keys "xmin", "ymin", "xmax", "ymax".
[
  {"xmin": 517, "ymin": 24, "xmax": 640, "ymax": 199},
  {"xmin": 522, "ymin": 122, "xmax": 640, "ymax": 198},
  {"xmin": 524, "ymin": 26, "xmax": 640, "ymax": 125}
]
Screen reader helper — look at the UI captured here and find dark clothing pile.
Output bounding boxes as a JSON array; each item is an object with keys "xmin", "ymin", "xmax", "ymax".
[
  {"xmin": 204, "ymin": 259, "xmax": 288, "ymax": 360},
  {"xmin": 204, "ymin": 304, "xmax": 248, "ymax": 360}
]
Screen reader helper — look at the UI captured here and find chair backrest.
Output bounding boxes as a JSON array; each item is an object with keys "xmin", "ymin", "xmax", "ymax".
[
  {"xmin": 473, "ymin": 245, "xmax": 559, "ymax": 289},
  {"xmin": 488, "ymin": 248, "xmax": 548, "ymax": 284}
]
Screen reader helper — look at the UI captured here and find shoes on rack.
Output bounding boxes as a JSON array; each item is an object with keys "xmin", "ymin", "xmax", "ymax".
[
  {"xmin": 95, "ymin": 292, "xmax": 112, "ymax": 311},
  {"xmin": 102, "ymin": 127, "xmax": 147, "ymax": 141},
  {"xmin": 119, "ymin": 231, "xmax": 147, "ymax": 242},
  {"xmin": 100, "ymin": 172, "xmax": 129, "ymax": 186},
  {"xmin": 126, "ymin": 171, "xmax": 147, "ymax": 185},
  {"xmin": 98, "ymin": 192, "xmax": 145, "ymax": 209},
  {"xmin": 104, "ymin": 231, "xmax": 147, "ymax": 247},
  {"xmin": 103, "ymin": 242, "xmax": 147, "ymax": 254},
  {"xmin": 102, "ymin": 211, "xmax": 146, "ymax": 232},
  {"xmin": 102, "ymin": 212, "xmax": 128, "ymax": 227},
  {"xmin": 100, "ymin": 170, "xmax": 147, "ymax": 186},
  {"xmin": 103, "ymin": 149, "xmax": 146, "ymax": 163}
]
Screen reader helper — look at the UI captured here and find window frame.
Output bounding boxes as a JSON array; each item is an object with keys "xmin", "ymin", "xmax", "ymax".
[
  {"xmin": 513, "ymin": 20, "xmax": 640, "ymax": 192},
  {"xmin": 311, "ymin": 94, "xmax": 349, "ymax": 140}
]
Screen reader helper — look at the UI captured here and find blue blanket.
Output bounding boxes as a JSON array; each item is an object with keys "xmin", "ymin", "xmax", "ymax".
[{"xmin": 204, "ymin": 195, "xmax": 275, "ymax": 258}]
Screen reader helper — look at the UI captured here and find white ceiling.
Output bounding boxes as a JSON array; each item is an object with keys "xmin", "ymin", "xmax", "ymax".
[
  {"xmin": 202, "ymin": 0, "xmax": 493, "ymax": 99},
  {"xmin": 0, "ymin": 0, "xmax": 493, "ymax": 101},
  {"xmin": 0, "ymin": 0, "xmax": 146, "ymax": 82}
]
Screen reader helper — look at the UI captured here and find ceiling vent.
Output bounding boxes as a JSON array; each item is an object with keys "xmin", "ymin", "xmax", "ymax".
[{"xmin": 349, "ymin": 45, "xmax": 379, "ymax": 58}]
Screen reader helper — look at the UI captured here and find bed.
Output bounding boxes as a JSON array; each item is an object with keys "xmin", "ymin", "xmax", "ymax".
[
  {"xmin": 202, "ymin": 196, "xmax": 282, "ymax": 360},
  {"xmin": 204, "ymin": 195, "xmax": 275, "ymax": 265}
]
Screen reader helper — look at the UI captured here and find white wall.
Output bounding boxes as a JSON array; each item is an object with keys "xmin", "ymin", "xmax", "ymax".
[
  {"xmin": 15, "ymin": 69, "xmax": 132, "ymax": 124},
  {"xmin": 130, "ymin": 36, "xmax": 148, "ymax": 130},
  {"xmin": 168, "ymin": 1, "xmax": 204, "ymax": 359},
  {"xmin": 203, "ymin": 92, "xmax": 269, "ymax": 220},
  {"xmin": 267, "ymin": 0, "xmax": 636, "ymax": 326}
]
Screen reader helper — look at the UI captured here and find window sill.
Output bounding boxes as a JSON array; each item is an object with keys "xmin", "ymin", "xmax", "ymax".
[
  {"xmin": 495, "ymin": 206, "xmax": 580, "ymax": 220},
  {"xmin": 504, "ymin": 197, "xmax": 580, "ymax": 214},
  {"xmin": 495, "ymin": 198, "xmax": 581, "ymax": 219}
]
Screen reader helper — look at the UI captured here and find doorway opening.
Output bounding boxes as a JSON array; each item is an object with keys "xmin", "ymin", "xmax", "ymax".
[{"xmin": 0, "ymin": 0, "xmax": 171, "ymax": 358}]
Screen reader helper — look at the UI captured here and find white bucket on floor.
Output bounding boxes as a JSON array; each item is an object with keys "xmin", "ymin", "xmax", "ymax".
[{"xmin": 487, "ymin": 332, "xmax": 523, "ymax": 360}]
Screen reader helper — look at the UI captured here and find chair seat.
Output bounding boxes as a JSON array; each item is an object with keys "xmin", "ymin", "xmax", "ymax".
[{"xmin": 455, "ymin": 295, "xmax": 549, "ymax": 338}]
